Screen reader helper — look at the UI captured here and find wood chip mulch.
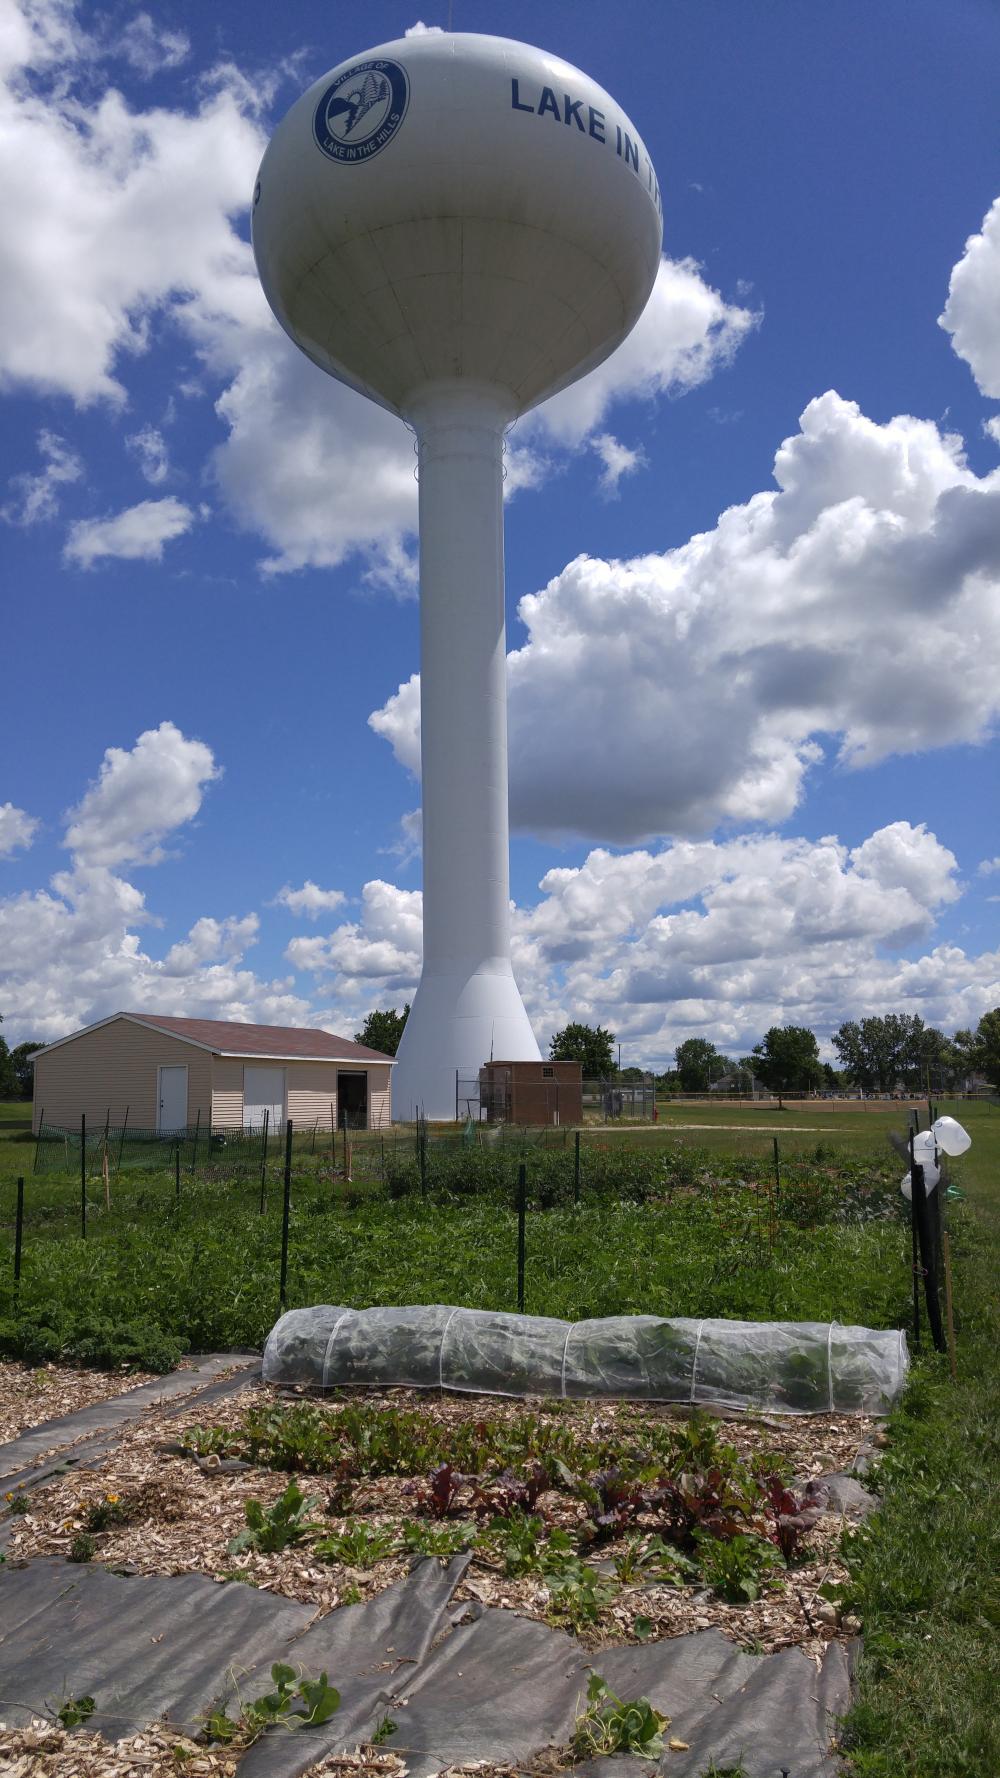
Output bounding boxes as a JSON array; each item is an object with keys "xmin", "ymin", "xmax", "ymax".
[
  {"xmin": 5, "ymin": 1383, "xmax": 870, "ymax": 1664},
  {"xmin": 0, "ymin": 1363, "xmax": 159, "ymax": 1449},
  {"xmin": 0, "ymin": 1721, "xmax": 237, "ymax": 1777}
]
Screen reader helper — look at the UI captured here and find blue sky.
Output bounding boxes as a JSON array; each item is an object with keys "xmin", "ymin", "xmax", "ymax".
[{"xmin": 1, "ymin": 0, "xmax": 998, "ymax": 1065}]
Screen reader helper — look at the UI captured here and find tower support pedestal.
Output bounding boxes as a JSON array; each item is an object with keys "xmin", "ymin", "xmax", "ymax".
[{"xmin": 391, "ymin": 381, "xmax": 540, "ymax": 1121}]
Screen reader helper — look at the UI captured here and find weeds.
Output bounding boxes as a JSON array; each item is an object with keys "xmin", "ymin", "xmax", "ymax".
[
  {"xmin": 571, "ymin": 1674, "xmax": 669, "ymax": 1759},
  {"xmin": 56, "ymin": 1695, "xmax": 96, "ymax": 1729},
  {"xmin": 203, "ymin": 1663, "xmax": 339, "ymax": 1747}
]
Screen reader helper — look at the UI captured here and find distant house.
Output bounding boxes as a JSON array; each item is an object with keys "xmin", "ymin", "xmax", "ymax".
[
  {"xmin": 708, "ymin": 1072, "xmax": 764, "ymax": 1095},
  {"xmin": 31, "ymin": 1012, "xmax": 395, "ymax": 1134}
]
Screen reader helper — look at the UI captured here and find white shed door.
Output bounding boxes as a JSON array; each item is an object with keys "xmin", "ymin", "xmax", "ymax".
[
  {"xmin": 244, "ymin": 1066, "xmax": 285, "ymax": 1131},
  {"xmin": 158, "ymin": 1066, "xmax": 188, "ymax": 1132}
]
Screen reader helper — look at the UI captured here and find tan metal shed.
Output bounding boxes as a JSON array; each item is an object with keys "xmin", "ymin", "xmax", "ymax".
[{"xmin": 31, "ymin": 1013, "xmax": 394, "ymax": 1134}]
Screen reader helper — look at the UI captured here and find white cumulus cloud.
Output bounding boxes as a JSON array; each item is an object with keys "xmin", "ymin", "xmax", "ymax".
[
  {"xmin": 64, "ymin": 497, "xmax": 195, "ymax": 566},
  {"xmin": 0, "ymin": 15, "xmax": 266, "ymax": 406},
  {"xmin": 0, "ymin": 803, "xmax": 39, "ymax": 856},
  {"xmin": 63, "ymin": 721, "xmax": 220, "ymax": 868},
  {"xmin": 2, "ymin": 429, "xmax": 82, "ymax": 525},
  {"xmin": 939, "ymin": 195, "xmax": 1000, "ymax": 399},
  {"xmin": 372, "ymin": 392, "xmax": 1000, "ymax": 841},
  {"xmin": 272, "ymin": 881, "xmax": 347, "ymax": 919},
  {"xmin": 126, "ymin": 424, "xmax": 170, "ymax": 485}
]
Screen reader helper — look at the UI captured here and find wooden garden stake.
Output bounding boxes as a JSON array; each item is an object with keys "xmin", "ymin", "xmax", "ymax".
[{"xmin": 943, "ymin": 1231, "xmax": 958, "ymax": 1382}]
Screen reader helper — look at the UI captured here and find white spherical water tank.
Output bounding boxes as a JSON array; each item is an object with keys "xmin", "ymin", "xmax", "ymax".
[{"xmin": 253, "ymin": 33, "xmax": 662, "ymax": 1119}]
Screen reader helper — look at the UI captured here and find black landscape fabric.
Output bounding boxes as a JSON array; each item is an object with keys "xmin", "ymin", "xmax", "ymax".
[{"xmin": 0, "ymin": 1554, "xmax": 850, "ymax": 1777}]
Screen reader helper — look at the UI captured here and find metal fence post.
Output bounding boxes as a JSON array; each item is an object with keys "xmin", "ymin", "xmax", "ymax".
[
  {"xmin": 772, "ymin": 1135, "xmax": 781, "ymax": 1203},
  {"xmin": 279, "ymin": 1118, "xmax": 293, "ymax": 1312},
  {"xmin": 574, "ymin": 1128, "xmax": 581, "ymax": 1205},
  {"xmin": 117, "ymin": 1105, "xmax": 129, "ymax": 1175},
  {"xmin": 259, "ymin": 1108, "xmax": 269, "ymax": 1214},
  {"xmin": 33, "ymin": 1108, "xmax": 44, "ymax": 1175},
  {"xmin": 14, "ymin": 1177, "xmax": 24, "ymax": 1284},
  {"xmin": 175, "ymin": 1146, "xmax": 181, "ymax": 1209},
  {"xmin": 516, "ymin": 1162, "xmax": 526, "ymax": 1313},
  {"xmin": 909, "ymin": 1133, "xmax": 945, "ymax": 1351},
  {"xmin": 190, "ymin": 1107, "xmax": 201, "ymax": 1176},
  {"xmin": 80, "ymin": 1112, "xmax": 87, "ymax": 1239}
]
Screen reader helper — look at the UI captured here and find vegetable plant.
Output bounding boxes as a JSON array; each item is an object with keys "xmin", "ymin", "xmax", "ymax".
[
  {"xmin": 402, "ymin": 1462, "xmax": 476, "ymax": 1519},
  {"xmin": 228, "ymin": 1480, "xmax": 323, "ymax": 1555},
  {"xmin": 694, "ymin": 1530, "xmax": 783, "ymax": 1602},
  {"xmin": 764, "ymin": 1475, "xmax": 827, "ymax": 1564},
  {"xmin": 398, "ymin": 1518, "xmax": 476, "ymax": 1560},
  {"xmin": 313, "ymin": 1520, "xmax": 397, "ymax": 1568}
]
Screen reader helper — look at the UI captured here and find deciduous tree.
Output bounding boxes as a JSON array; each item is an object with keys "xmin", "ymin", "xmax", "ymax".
[
  {"xmin": 750, "ymin": 1026, "xmax": 823, "ymax": 1093},
  {"xmin": 550, "ymin": 1022, "xmax": 616, "ymax": 1078},
  {"xmin": 674, "ymin": 1037, "xmax": 724, "ymax": 1092},
  {"xmin": 832, "ymin": 1014, "xmax": 925, "ymax": 1094},
  {"xmin": 354, "ymin": 1005, "xmax": 409, "ymax": 1056},
  {"xmin": 9, "ymin": 1041, "xmax": 44, "ymax": 1099}
]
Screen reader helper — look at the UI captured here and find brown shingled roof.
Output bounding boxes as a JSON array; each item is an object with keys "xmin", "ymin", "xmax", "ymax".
[{"xmin": 122, "ymin": 1013, "xmax": 394, "ymax": 1063}]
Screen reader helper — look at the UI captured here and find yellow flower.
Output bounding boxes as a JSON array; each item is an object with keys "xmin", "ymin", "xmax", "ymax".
[{"xmin": 106, "ymin": 1494, "xmax": 120, "ymax": 1504}]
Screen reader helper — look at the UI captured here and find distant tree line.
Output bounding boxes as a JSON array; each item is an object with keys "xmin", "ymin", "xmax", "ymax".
[
  {"xmin": 544, "ymin": 1009, "xmax": 1000, "ymax": 1095},
  {"xmin": 4, "ymin": 1004, "xmax": 999, "ymax": 1102},
  {"xmin": 0, "ymin": 1016, "xmax": 45, "ymax": 1100}
]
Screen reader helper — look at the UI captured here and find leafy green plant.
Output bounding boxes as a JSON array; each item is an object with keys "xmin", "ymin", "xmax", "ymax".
[
  {"xmin": 67, "ymin": 1532, "xmax": 96, "ymax": 1563},
  {"xmin": 227, "ymin": 1480, "xmax": 323, "ymax": 1555},
  {"xmin": 545, "ymin": 1556, "xmax": 617, "ymax": 1630},
  {"xmin": 398, "ymin": 1518, "xmax": 476, "ymax": 1561},
  {"xmin": 242, "ymin": 1403, "xmax": 338, "ymax": 1473},
  {"xmin": 694, "ymin": 1530, "xmax": 783, "ymax": 1602},
  {"xmin": 182, "ymin": 1424, "xmax": 233, "ymax": 1458},
  {"xmin": 313, "ymin": 1520, "xmax": 397, "ymax": 1568},
  {"xmin": 4, "ymin": 1487, "xmax": 30, "ymax": 1515},
  {"xmin": 84, "ymin": 1492, "xmax": 133, "ymax": 1533},
  {"xmin": 633, "ymin": 1532, "xmax": 698, "ymax": 1585},
  {"xmin": 570, "ymin": 1674, "xmax": 669, "ymax": 1759},
  {"xmin": 56, "ymin": 1695, "xmax": 96, "ymax": 1729},
  {"xmin": 0, "ymin": 1306, "xmax": 183, "ymax": 1373},
  {"xmin": 371, "ymin": 1713, "xmax": 398, "ymax": 1744},
  {"xmin": 204, "ymin": 1663, "xmax": 339, "ymax": 1747}
]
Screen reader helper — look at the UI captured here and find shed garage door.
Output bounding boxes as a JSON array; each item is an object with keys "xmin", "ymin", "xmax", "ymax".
[{"xmin": 243, "ymin": 1067, "xmax": 285, "ymax": 1131}]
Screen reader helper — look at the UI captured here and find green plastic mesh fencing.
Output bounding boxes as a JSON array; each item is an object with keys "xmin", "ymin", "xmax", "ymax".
[{"xmin": 33, "ymin": 1121, "xmax": 270, "ymax": 1177}]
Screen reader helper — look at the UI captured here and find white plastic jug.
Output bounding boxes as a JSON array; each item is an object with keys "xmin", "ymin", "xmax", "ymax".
[{"xmin": 932, "ymin": 1115, "xmax": 971, "ymax": 1157}]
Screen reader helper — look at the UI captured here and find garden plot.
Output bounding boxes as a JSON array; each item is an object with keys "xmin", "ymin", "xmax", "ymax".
[
  {"xmin": 5, "ymin": 1382, "xmax": 872, "ymax": 1662},
  {"xmin": 0, "ymin": 1360, "xmax": 157, "ymax": 1446}
]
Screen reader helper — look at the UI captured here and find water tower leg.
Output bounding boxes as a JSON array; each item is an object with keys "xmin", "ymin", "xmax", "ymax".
[{"xmin": 392, "ymin": 381, "xmax": 540, "ymax": 1121}]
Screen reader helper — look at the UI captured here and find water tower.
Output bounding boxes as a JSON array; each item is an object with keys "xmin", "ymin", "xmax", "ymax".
[{"xmin": 253, "ymin": 33, "xmax": 661, "ymax": 1119}]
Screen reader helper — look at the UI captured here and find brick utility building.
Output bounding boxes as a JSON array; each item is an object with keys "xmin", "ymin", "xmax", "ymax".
[
  {"xmin": 478, "ymin": 1060, "xmax": 583, "ymax": 1126},
  {"xmin": 31, "ymin": 1013, "xmax": 395, "ymax": 1134}
]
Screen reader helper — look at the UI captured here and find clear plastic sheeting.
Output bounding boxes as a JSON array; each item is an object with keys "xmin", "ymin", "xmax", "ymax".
[{"xmin": 263, "ymin": 1305, "xmax": 908, "ymax": 1417}]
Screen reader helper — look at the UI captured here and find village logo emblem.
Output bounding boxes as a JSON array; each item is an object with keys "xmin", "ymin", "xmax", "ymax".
[{"xmin": 313, "ymin": 60, "xmax": 409, "ymax": 163}]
